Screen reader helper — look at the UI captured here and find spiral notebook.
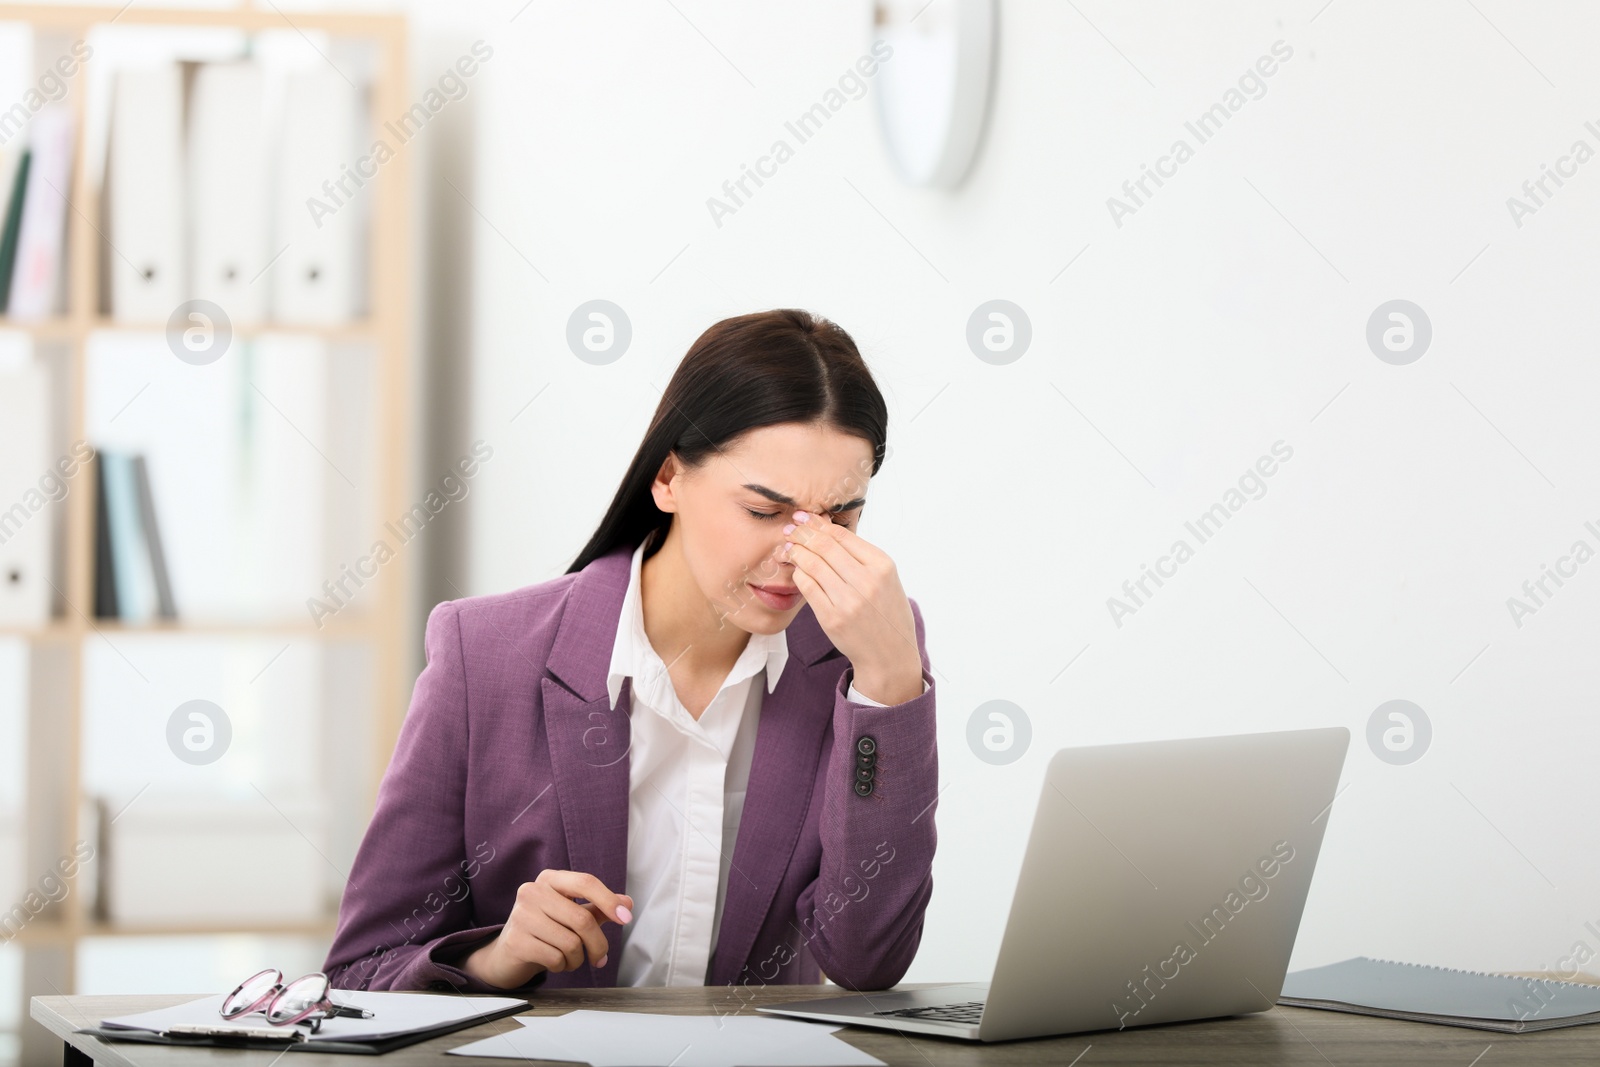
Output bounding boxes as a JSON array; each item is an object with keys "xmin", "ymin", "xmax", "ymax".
[{"xmin": 1278, "ymin": 956, "xmax": 1600, "ymax": 1033}]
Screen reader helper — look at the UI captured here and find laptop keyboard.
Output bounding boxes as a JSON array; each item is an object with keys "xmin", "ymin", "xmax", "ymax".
[{"xmin": 872, "ymin": 1000, "xmax": 985, "ymax": 1025}]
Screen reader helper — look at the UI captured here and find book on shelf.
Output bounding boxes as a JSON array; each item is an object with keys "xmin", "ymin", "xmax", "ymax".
[
  {"xmin": 0, "ymin": 146, "xmax": 29, "ymax": 315},
  {"xmin": 130, "ymin": 454, "xmax": 176, "ymax": 618},
  {"xmin": 6, "ymin": 105, "xmax": 74, "ymax": 321},
  {"xmin": 92, "ymin": 447, "xmax": 177, "ymax": 622},
  {"xmin": 92, "ymin": 450, "xmax": 117, "ymax": 619}
]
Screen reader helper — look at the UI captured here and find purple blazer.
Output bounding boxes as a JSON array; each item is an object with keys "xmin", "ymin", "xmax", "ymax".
[{"xmin": 323, "ymin": 542, "xmax": 938, "ymax": 995}]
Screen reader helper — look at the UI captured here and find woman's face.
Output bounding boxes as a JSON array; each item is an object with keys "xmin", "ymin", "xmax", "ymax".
[{"xmin": 650, "ymin": 421, "xmax": 875, "ymax": 635}]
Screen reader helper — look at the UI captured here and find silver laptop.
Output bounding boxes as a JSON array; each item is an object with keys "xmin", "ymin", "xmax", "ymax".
[{"xmin": 759, "ymin": 726, "xmax": 1350, "ymax": 1042}]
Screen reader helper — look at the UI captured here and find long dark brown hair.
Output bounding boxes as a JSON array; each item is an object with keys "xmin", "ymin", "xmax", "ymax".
[{"xmin": 567, "ymin": 309, "xmax": 889, "ymax": 574}]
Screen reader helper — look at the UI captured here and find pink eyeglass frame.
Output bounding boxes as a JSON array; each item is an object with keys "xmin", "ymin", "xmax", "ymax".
[{"xmin": 220, "ymin": 968, "xmax": 373, "ymax": 1033}]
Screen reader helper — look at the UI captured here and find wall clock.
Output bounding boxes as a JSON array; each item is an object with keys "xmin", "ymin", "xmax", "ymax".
[{"xmin": 873, "ymin": 0, "xmax": 996, "ymax": 188}]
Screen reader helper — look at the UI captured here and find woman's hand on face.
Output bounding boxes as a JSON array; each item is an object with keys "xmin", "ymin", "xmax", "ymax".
[
  {"xmin": 782, "ymin": 511, "xmax": 923, "ymax": 705},
  {"xmin": 460, "ymin": 869, "xmax": 633, "ymax": 989}
]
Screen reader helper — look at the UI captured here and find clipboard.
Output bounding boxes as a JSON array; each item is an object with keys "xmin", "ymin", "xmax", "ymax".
[{"xmin": 77, "ymin": 991, "xmax": 528, "ymax": 1055}]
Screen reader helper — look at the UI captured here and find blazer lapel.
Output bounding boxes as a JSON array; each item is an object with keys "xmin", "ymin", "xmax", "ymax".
[
  {"xmin": 708, "ymin": 608, "xmax": 842, "ymax": 987},
  {"xmin": 542, "ymin": 545, "xmax": 636, "ymax": 986}
]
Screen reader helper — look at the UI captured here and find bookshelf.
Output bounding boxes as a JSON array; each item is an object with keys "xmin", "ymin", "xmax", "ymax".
[{"xmin": 0, "ymin": 5, "xmax": 412, "ymax": 1063}]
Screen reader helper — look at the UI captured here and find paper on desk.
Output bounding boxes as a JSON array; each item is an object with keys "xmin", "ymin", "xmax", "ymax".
[
  {"xmin": 100, "ymin": 990, "xmax": 528, "ymax": 1042},
  {"xmin": 447, "ymin": 1009, "xmax": 885, "ymax": 1066}
]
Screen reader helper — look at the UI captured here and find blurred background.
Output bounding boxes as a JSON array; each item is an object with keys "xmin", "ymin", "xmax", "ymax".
[{"xmin": 2, "ymin": 0, "xmax": 1599, "ymax": 1062}]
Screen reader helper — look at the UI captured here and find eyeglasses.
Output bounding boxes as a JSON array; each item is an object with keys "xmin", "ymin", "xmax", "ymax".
[{"xmin": 220, "ymin": 969, "xmax": 374, "ymax": 1033}]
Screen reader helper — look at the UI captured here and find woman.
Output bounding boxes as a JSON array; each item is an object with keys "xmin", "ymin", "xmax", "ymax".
[{"xmin": 323, "ymin": 309, "xmax": 938, "ymax": 996}]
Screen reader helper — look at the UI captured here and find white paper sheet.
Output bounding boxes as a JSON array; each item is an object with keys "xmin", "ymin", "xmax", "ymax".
[
  {"xmin": 101, "ymin": 990, "xmax": 528, "ymax": 1043},
  {"xmin": 446, "ymin": 1009, "xmax": 885, "ymax": 1066}
]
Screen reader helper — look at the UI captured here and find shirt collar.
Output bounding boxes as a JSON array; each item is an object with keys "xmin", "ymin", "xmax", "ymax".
[{"xmin": 606, "ymin": 538, "xmax": 790, "ymax": 710}]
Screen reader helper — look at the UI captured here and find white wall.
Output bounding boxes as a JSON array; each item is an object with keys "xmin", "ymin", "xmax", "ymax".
[{"xmin": 415, "ymin": 0, "xmax": 1600, "ymax": 984}]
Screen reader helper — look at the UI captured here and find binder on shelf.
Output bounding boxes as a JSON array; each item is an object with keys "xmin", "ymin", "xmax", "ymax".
[
  {"xmin": 188, "ymin": 61, "xmax": 268, "ymax": 325},
  {"xmin": 0, "ymin": 146, "xmax": 26, "ymax": 314},
  {"xmin": 0, "ymin": 355, "xmax": 52, "ymax": 624},
  {"xmin": 106, "ymin": 64, "xmax": 186, "ymax": 323},
  {"xmin": 1279, "ymin": 956, "xmax": 1600, "ymax": 1033},
  {"xmin": 6, "ymin": 106, "xmax": 74, "ymax": 321},
  {"xmin": 272, "ymin": 66, "xmax": 361, "ymax": 324}
]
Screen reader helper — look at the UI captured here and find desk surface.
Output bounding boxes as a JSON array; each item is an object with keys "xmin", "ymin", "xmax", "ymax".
[{"xmin": 31, "ymin": 984, "xmax": 1600, "ymax": 1066}]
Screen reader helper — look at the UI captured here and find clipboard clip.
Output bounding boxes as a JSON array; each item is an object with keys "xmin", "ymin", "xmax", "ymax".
[{"xmin": 163, "ymin": 1022, "xmax": 307, "ymax": 1042}]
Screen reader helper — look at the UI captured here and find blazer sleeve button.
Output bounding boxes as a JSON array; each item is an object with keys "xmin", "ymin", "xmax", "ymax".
[
  {"xmin": 855, "ymin": 736, "xmax": 877, "ymax": 757},
  {"xmin": 856, "ymin": 764, "xmax": 874, "ymax": 782},
  {"xmin": 853, "ymin": 779, "xmax": 874, "ymax": 797}
]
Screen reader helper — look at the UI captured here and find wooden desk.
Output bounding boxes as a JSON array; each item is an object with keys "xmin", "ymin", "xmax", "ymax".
[{"xmin": 30, "ymin": 984, "xmax": 1600, "ymax": 1066}]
